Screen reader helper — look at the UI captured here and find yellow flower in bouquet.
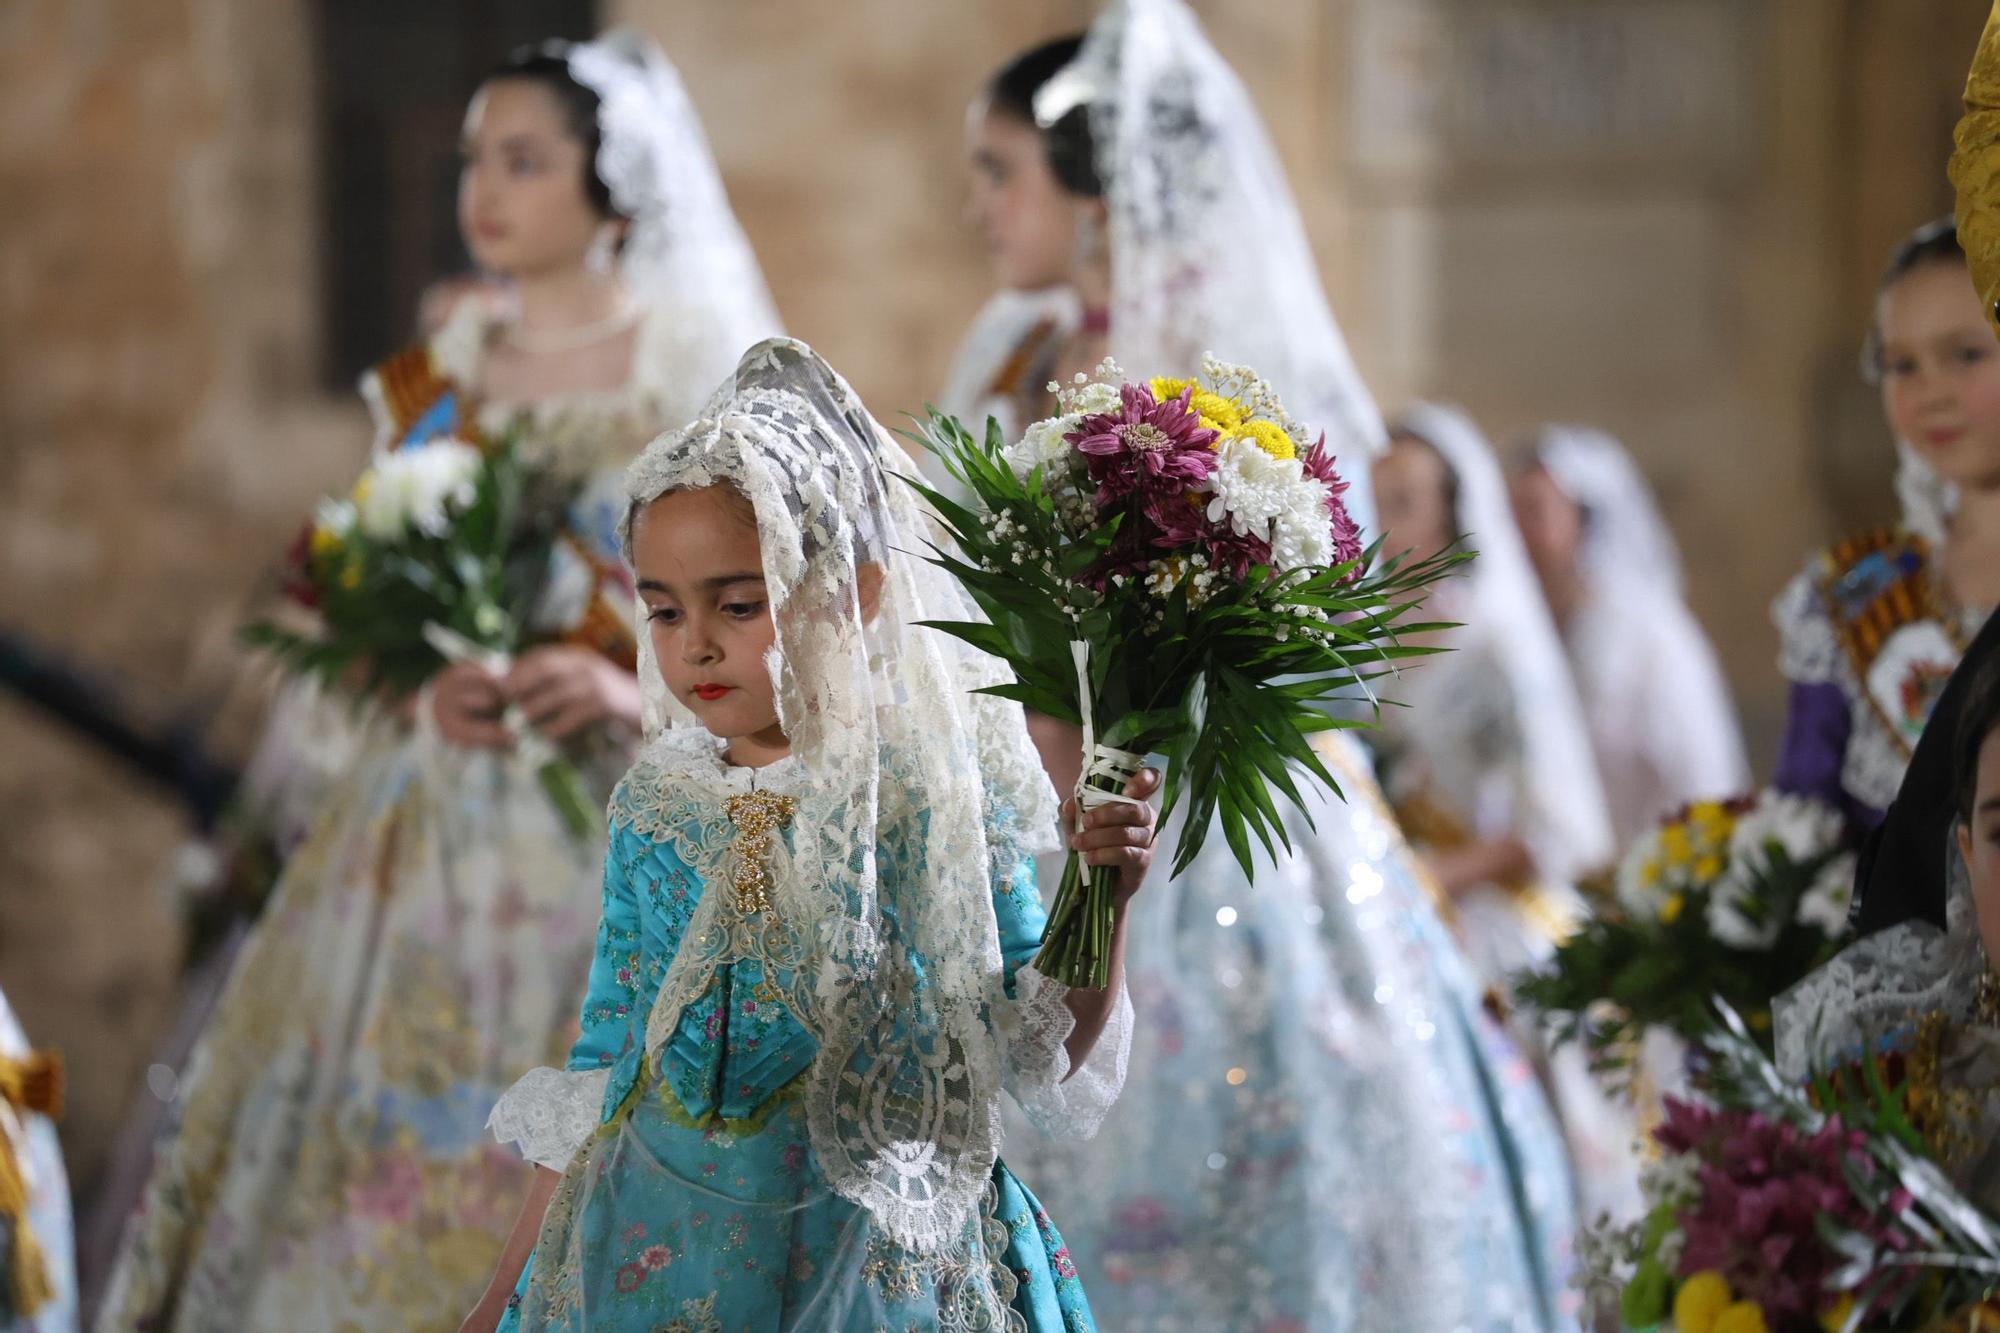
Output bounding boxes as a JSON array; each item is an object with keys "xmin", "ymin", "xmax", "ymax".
[
  {"xmin": 1714, "ymin": 1301, "xmax": 1769, "ymax": 1333},
  {"xmin": 1148, "ymin": 376, "xmax": 1243, "ymax": 433},
  {"xmin": 1661, "ymin": 822, "xmax": 1696, "ymax": 868},
  {"xmin": 1674, "ymin": 1271, "xmax": 1734, "ymax": 1333},
  {"xmin": 1230, "ymin": 417, "xmax": 1298, "ymax": 461}
]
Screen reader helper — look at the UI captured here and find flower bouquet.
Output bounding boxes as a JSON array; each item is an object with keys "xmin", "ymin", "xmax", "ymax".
[
  {"xmin": 906, "ymin": 356, "xmax": 1460, "ymax": 988},
  {"xmin": 1518, "ymin": 791, "xmax": 1854, "ymax": 1077},
  {"xmin": 244, "ymin": 433, "xmax": 598, "ymax": 838},
  {"xmin": 1582, "ymin": 1007, "xmax": 2000, "ymax": 1333}
]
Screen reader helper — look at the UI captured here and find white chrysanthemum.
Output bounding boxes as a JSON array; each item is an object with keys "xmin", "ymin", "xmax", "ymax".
[
  {"xmin": 1005, "ymin": 413, "xmax": 1082, "ymax": 481},
  {"xmin": 355, "ymin": 439, "xmax": 481, "ymax": 539},
  {"xmin": 1797, "ymin": 851, "xmax": 1857, "ymax": 936},
  {"xmin": 1706, "ymin": 879, "xmax": 1779, "ymax": 949},
  {"xmin": 1203, "ymin": 437, "xmax": 1334, "ymax": 571},
  {"xmin": 1613, "ymin": 828, "xmax": 1670, "ymax": 920},
  {"xmin": 1706, "ymin": 791, "xmax": 1844, "ymax": 949},
  {"xmin": 1727, "ymin": 790, "xmax": 1844, "ymax": 867},
  {"xmin": 313, "ymin": 497, "xmax": 357, "ymax": 539}
]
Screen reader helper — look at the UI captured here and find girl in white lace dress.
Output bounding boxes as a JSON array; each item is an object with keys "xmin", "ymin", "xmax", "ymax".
[{"xmin": 96, "ymin": 34, "xmax": 779, "ymax": 1331}]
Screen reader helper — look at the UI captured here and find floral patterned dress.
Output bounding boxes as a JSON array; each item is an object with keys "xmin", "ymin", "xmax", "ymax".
[
  {"xmin": 0, "ymin": 989, "xmax": 72, "ymax": 1333},
  {"xmin": 490, "ymin": 742, "xmax": 1096, "ymax": 1332},
  {"xmin": 94, "ymin": 301, "xmax": 702, "ymax": 1333}
]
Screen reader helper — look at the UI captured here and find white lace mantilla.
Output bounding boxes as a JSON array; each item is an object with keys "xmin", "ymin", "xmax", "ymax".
[{"xmin": 1776, "ymin": 855, "xmax": 1987, "ymax": 1081}]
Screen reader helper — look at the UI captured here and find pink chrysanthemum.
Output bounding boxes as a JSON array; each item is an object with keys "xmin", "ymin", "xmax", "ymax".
[{"xmin": 1068, "ymin": 383, "xmax": 1220, "ymax": 510}]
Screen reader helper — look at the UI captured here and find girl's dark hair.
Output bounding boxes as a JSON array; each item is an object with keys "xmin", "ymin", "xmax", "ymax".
[
  {"xmin": 1956, "ymin": 654, "xmax": 2000, "ymax": 824},
  {"xmin": 1864, "ymin": 215, "xmax": 1968, "ymax": 381},
  {"xmin": 1884, "ymin": 215, "xmax": 1966, "ymax": 287},
  {"xmin": 484, "ymin": 47, "xmax": 620, "ymax": 219},
  {"xmin": 986, "ymin": 36, "xmax": 1103, "ymax": 199}
]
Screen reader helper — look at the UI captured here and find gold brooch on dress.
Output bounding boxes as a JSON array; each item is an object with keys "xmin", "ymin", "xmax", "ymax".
[{"xmin": 723, "ymin": 789, "xmax": 796, "ymax": 915}]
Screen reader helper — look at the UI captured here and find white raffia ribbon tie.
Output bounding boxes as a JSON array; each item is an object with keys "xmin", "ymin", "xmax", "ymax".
[
  {"xmin": 1070, "ymin": 639, "xmax": 1148, "ymax": 835},
  {"xmin": 422, "ymin": 622, "xmax": 561, "ymax": 768}
]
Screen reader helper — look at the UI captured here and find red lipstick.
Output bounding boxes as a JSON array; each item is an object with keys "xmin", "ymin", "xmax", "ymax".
[{"xmin": 693, "ymin": 684, "xmax": 731, "ymax": 702}]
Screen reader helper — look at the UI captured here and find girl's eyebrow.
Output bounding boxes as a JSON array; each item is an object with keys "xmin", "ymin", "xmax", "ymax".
[{"xmin": 635, "ymin": 573, "xmax": 764, "ymax": 594}]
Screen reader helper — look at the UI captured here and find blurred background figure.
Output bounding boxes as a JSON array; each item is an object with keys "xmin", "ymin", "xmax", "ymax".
[
  {"xmin": 1771, "ymin": 219, "xmax": 1999, "ymax": 841},
  {"xmin": 1372, "ymin": 403, "xmax": 1642, "ymax": 1229},
  {"xmin": 1512, "ymin": 426, "xmax": 1750, "ymax": 842}
]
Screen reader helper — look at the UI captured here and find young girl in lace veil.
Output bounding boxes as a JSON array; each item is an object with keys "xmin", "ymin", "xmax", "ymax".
[{"xmin": 464, "ymin": 339, "xmax": 1158, "ymax": 1332}]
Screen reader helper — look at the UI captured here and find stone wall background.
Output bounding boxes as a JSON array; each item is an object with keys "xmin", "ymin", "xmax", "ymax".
[{"xmin": 1, "ymin": 0, "xmax": 1989, "ymax": 1223}]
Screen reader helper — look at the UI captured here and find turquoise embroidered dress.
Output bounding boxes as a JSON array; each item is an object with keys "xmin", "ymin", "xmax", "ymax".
[{"xmin": 491, "ymin": 739, "xmax": 1107, "ymax": 1332}]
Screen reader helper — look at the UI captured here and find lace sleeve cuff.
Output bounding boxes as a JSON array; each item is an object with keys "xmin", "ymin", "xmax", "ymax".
[
  {"xmin": 487, "ymin": 1066, "xmax": 610, "ymax": 1170},
  {"xmin": 1000, "ymin": 965, "xmax": 1132, "ymax": 1140},
  {"xmin": 1772, "ymin": 568, "xmax": 1840, "ymax": 684}
]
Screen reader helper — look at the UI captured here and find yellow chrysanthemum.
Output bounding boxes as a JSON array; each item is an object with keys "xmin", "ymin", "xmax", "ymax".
[
  {"xmin": 1229, "ymin": 417, "xmax": 1297, "ymax": 461},
  {"xmin": 1818, "ymin": 1295, "xmax": 1855, "ymax": 1332},
  {"xmin": 340, "ymin": 559, "xmax": 363, "ymax": 590},
  {"xmin": 1713, "ymin": 1301, "xmax": 1770, "ymax": 1333},
  {"xmin": 1689, "ymin": 799, "xmax": 1729, "ymax": 828},
  {"xmin": 310, "ymin": 524, "xmax": 343, "ymax": 560},
  {"xmin": 1190, "ymin": 390, "xmax": 1243, "ymax": 432},
  {"xmin": 1693, "ymin": 854, "xmax": 1724, "ymax": 881},
  {"xmin": 1660, "ymin": 823, "xmax": 1695, "ymax": 868},
  {"xmin": 1660, "ymin": 892, "xmax": 1686, "ymax": 924},
  {"xmin": 1150, "ymin": 377, "xmax": 1245, "ymax": 433},
  {"xmin": 1673, "ymin": 1271, "xmax": 1734, "ymax": 1333},
  {"xmin": 1639, "ymin": 857, "xmax": 1664, "ymax": 888}
]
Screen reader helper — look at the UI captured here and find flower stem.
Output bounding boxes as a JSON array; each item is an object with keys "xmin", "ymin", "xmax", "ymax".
[
  {"xmin": 1032, "ymin": 772, "xmax": 1123, "ymax": 989},
  {"xmin": 537, "ymin": 758, "xmax": 598, "ymax": 842}
]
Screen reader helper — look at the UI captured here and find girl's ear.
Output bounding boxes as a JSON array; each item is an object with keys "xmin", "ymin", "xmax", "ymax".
[
  {"xmin": 856, "ymin": 561, "xmax": 886, "ymax": 624},
  {"xmin": 1960, "ymin": 820, "xmax": 1976, "ymax": 875}
]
